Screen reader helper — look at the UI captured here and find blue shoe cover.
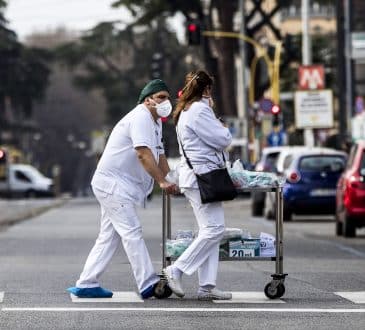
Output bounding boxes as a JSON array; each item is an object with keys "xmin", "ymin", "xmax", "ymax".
[
  {"xmin": 141, "ymin": 284, "xmax": 155, "ymax": 299},
  {"xmin": 67, "ymin": 286, "xmax": 113, "ymax": 298}
]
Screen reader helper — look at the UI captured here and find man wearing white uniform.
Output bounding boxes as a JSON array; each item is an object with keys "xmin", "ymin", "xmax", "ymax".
[{"xmin": 67, "ymin": 79, "xmax": 177, "ymax": 299}]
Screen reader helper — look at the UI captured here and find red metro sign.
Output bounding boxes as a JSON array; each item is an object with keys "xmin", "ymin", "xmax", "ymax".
[{"xmin": 298, "ymin": 65, "xmax": 325, "ymax": 90}]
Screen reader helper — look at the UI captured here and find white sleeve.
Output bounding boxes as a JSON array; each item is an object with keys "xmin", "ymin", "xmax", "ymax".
[
  {"xmin": 130, "ymin": 112, "xmax": 154, "ymax": 149},
  {"xmin": 192, "ymin": 106, "xmax": 232, "ymax": 151}
]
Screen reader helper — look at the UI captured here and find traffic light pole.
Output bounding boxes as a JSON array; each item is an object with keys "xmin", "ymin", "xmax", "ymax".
[
  {"xmin": 203, "ymin": 30, "xmax": 281, "ymax": 162},
  {"xmin": 239, "ymin": 0, "xmax": 250, "ymax": 163},
  {"xmin": 302, "ymin": 0, "xmax": 315, "ymax": 147}
]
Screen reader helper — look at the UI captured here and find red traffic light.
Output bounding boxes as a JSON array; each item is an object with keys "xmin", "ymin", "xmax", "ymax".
[
  {"xmin": 271, "ymin": 104, "xmax": 281, "ymax": 115},
  {"xmin": 188, "ymin": 24, "xmax": 197, "ymax": 32}
]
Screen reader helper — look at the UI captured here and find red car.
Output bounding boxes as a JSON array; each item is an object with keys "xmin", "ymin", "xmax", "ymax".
[{"xmin": 336, "ymin": 140, "xmax": 365, "ymax": 237}]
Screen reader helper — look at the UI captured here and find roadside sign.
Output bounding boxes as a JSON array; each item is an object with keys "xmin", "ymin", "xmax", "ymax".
[
  {"xmin": 259, "ymin": 98, "xmax": 273, "ymax": 113},
  {"xmin": 351, "ymin": 112, "xmax": 365, "ymax": 141},
  {"xmin": 298, "ymin": 65, "xmax": 325, "ymax": 90},
  {"xmin": 294, "ymin": 90, "xmax": 334, "ymax": 129},
  {"xmin": 351, "ymin": 32, "xmax": 365, "ymax": 59}
]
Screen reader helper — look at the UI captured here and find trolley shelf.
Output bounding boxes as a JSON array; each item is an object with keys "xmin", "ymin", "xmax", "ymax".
[
  {"xmin": 167, "ymin": 256, "xmax": 279, "ymax": 262},
  {"xmin": 162, "ymin": 185, "xmax": 288, "ymax": 299}
]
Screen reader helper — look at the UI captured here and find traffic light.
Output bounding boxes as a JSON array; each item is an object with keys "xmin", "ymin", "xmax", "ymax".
[
  {"xmin": 151, "ymin": 52, "xmax": 163, "ymax": 79},
  {"xmin": 186, "ymin": 21, "xmax": 201, "ymax": 45},
  {"xmin": 271, "ymin": 104, "xmax": 281, "ymax": 126},
  {"xmin": 0, "ymin": 149, "xmax": 7, "ymax": 164}
]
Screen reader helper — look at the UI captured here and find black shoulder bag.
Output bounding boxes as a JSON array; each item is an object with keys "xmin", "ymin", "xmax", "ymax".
[{"xmin": 177, "ymin": 131, "xmax": 237, "ymax": 204}]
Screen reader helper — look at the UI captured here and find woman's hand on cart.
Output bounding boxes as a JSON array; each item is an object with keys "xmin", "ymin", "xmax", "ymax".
[{"xmin": 160, "ymin": 180, "xmax": 179, "ymax": 195}]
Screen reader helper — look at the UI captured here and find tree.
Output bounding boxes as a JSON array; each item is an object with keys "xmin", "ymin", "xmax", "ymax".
[
  {"xmin": 0, "ymin": 1, "xmax": 52, "ymax": 127},
  {"xmin": 56, "ymin": 20, "xmax": 189, "ymax": 124},
  {"xmin": 112, "ymin": 0, "xmax": 239, "ymax": 117}
]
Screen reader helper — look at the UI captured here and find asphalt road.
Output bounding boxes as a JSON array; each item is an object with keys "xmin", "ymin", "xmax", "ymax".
[{"xmin": 0, "ymin": 195, "xmax": 364, "ymax": 330}]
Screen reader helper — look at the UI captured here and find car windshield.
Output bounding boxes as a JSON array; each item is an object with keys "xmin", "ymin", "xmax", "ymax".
[
  {"xmin": 299, "ymin": 156, "xmax": 345, "ymax": 172},
  {"xmin": 21, "ymin": 167, "xmax": 47, "ymax": 180},
  {"xmin": 265, "ymin": 152, "xmax": 280, "ymax": 170}
]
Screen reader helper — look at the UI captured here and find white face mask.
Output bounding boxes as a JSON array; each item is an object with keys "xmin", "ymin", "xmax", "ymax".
[{"xmin": 151, "ymin": 99, "xmax": 172, "ymax": 117}]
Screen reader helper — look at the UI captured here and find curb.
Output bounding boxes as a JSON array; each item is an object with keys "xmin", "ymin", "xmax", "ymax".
[{"xmin": 0, "ymin": 199, "xmax": 69, "ymax": 228}]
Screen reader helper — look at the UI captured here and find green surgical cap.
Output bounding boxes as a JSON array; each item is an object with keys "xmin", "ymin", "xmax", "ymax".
[{"xmin": 138, "ymin": 79, "xmax": 169, "ymax": 104}]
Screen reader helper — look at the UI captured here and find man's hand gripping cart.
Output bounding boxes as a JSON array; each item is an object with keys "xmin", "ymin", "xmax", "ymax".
[{"xmin": 160, "ymin": 185, "xmax": 287, "ymax": 299}]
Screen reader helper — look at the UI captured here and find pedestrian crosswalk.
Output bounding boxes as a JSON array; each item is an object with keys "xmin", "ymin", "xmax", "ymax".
[
  {"xmin": 214, "ymin": 292, "xmax": 285, "ymax": 304},
  {"xmin": 335, "ymin": 291, "xmax": 365, "ymax": 304},
  {"xmin": 1, "ymin": 291, "xmax": 365, "ymax": 304},
  {"xmin": 70, "ymin": 291, "xmax": 143, "ymax": 303}
]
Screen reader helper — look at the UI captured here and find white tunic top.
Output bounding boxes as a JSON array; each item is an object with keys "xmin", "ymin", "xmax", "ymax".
[
  {"xmin": 177, "ymin": 99, "xmax": 232, "ymax": 189},
  {"xmin": 91, "ymin": 104, "xmax": 164, "ymax": 206}
]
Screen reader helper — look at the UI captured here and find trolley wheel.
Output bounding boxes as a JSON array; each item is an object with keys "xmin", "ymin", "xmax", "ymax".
[
  {"xmin": 153, "ymin": 279, "xmax": 173, "ymax": 299},
  {"xmin": 264, "ymin": 282, "xmax": 285, "ymax": 299}
]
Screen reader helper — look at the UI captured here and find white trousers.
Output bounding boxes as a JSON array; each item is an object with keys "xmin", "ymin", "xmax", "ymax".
[
  {"xmin": 76, "ymin": 187, "xmax": 159, "ymax": 293},
  {"xmin": 174, "ymin": 188, "xmax": 225, "ymax": 287}
]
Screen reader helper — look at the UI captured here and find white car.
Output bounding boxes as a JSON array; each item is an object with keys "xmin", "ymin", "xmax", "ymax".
[{"xmin": 0, "ymin": 164, "xmax": 54, "ymax": 198}]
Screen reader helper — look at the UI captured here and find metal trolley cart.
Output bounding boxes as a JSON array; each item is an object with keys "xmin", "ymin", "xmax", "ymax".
[{"xmin": 160, "ymin": 186, "xmax": 287, "ymax": 299}]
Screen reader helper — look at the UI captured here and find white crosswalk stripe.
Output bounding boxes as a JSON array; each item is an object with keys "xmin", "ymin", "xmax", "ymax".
[
  {"xmin": 0, "ymin": 292, "xmax": 3, "ymax": 303},
  {"xmin": 213, "ymin": 292, "xmax": 285, "ymax": 304},
  {"xmin": 69, "ymin": 291, "xmax": 143, "ymax": 303},
  {"xmin": 334, "ymin": 291, "xmax": 365, "ymax": 304}
]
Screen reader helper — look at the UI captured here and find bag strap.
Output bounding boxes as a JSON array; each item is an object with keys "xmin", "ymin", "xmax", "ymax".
[
  {"xmin": 176, "ymin": 128, "xmax": 194, "ymax": 170},
  {"xmin": 176, "ymin": 127, "xmax": 226, "ymax": 170}
]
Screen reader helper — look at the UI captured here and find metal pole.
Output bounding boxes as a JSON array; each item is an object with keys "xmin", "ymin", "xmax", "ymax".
[
  {"xmin": 162, "ymin": 191, "xmax": 167, "ymax": 269},
  {"xmin": 336, "ymin": 0, "xmax": 348, "ymax": 141},
  {"xmin": 239, "ymin": 0, "xmax": 250, "ymax": 162},
  {"xmin": 275, "ymin": 186, "xmax": 284, "ymax": 275},
  {"xmin": 302, "ymin": 0, "xmax": 315, "ymax": 147},
  {"xmin": 344, "ymin": 0, "xmax": 353, "ymax": 136}
]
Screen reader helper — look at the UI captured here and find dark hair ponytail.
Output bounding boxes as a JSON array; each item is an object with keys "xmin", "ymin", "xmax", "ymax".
[{"xmin": 173, "ymin": 70, "xmax": 213, "ymax": 126}]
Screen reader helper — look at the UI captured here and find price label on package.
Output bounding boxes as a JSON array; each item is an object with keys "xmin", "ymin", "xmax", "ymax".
[{"xmin": 229, "ymin": 248, "xmax": 255, "ymax": 258}]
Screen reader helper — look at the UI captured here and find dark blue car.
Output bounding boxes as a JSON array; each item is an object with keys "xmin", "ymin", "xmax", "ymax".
[{"xmin": 282, "ymin": 149, "xmax": 347, "ymax": 221}]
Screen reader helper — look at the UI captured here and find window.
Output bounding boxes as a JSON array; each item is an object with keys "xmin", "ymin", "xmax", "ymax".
[
  {"xmin": 299, "ymin": 156, "xmax": 345, "ymax": 172},
  {"xmin": 15, "ymin": 171, "xmax": 32, "ymax": 183},
  {"xmin": 283, "ymin": 155, "xmax": 294, "ymax": 170}
]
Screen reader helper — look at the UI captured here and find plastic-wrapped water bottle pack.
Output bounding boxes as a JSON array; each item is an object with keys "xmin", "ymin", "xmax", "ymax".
[
  {"xmin": 165, "ymin": 230, "xmax": 194, "ymax": 258},
  {"xmin": 228, "ymin": 160, "xmax": 286, "ymax": 189}
]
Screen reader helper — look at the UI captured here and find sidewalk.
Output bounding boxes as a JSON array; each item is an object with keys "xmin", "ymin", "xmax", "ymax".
[{"xmin": 0, "ymin": 197, "xmax": 68, "ymax": 227}]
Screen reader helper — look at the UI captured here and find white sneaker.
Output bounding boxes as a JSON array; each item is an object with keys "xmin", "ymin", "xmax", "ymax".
[
  {"xmin": 197, "ymin": 288, "xmax": 232, "ymax": 301},
  {"xmin": 162, "ymin": 266, "xmax": 185, "ymax": 298}
]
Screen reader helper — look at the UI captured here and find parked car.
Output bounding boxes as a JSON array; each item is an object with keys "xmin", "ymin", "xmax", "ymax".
[
  {"xmin": 336, "ymin": 140, "xmax": 365, "ymax": 237},
  {"xmin": 251, "ymin": 146, "xmax": 289, "ymax": 216},
  {"xmin": 280, "ymin": 149, "xmax": 347, "ymax": 221},
  {"xmin": 265, "ymin": 147, "xmax": 339, "ymax": 218},
  {"xmin": 0, "ymin": 164, "xmax": 54, "ymax": 198}
]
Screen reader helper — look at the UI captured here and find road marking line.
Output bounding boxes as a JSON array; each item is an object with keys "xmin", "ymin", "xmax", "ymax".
[
  {"xmin": 214, "ymin": 292, "xmax": 285, "ymax": 304},
  {"xmin": 0, "ymin": 292, "xmax": 3, "ymax": 303},
  {"xmin": 2, "ymin": 307, "xmax": 365, "ymax": 313},
  {"xmin": 335, "ymin": 292, "xmax": 365, "ymax": 304},
  {"xmin": 70, "ymin": 291, "xmax": 143, "ymax": 303}
]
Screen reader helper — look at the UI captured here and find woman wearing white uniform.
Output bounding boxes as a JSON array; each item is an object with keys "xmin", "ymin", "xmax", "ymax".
[{"xmin": 163, "ymin": 70, "xmax": 232, "ymax": 300}]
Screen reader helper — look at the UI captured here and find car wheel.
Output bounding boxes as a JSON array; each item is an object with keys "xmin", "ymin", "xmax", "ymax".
[
  {"xmin": 283, "ymin": 207, "xmax": 292, "ymax": 221},
  {"xmin": 252, "ymin": 199, "xmax": 265, "ymax": 216},
  {"xmin": 335, "ymin": 214, "xmax": 343, "ymax": 236},
  {"xmin": 251, "ymin": 192, "xmax": 265, "ymax": 216},
  {"xmin": 26, "ymin": 190, "xmax": 37, "ymax": 198},
  {"xmin": 343, "ymin": 212, "xmax": 356, "ymax": 237}
]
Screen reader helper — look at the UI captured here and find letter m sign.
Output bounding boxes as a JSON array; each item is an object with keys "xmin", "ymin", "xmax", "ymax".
[{"xmin": 298, "ymin": 65, "xmax": 325, "ymax": 90}]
